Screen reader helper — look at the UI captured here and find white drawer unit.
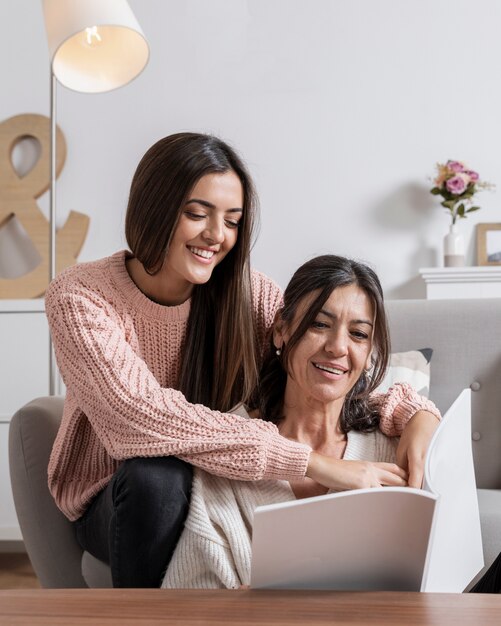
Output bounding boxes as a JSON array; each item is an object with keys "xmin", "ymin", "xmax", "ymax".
[
  {"xmin": 0, "ymin": 299, "xmax": 49, "ymax": 541},
  {"xmin": 0, "ymin": 422, "xmax": 22, "ymax": 540}
]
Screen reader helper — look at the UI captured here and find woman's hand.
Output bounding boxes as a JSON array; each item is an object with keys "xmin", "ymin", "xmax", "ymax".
[
  {"xmin": 396, "ymin": 410, "xmax": 440, "ymax": 489},
  {"xmin": 306, "ymin": 452, "xmax": 408, "ymax": 491}
]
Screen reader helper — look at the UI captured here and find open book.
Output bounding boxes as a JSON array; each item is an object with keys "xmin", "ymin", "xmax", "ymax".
[{"xmin": 250, "ymin": 389, "xmax": 484, "ymax": 592}]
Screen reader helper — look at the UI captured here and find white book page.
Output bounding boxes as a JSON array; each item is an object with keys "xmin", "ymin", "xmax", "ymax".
[
  {"xmin": 250, "ymin": 389, "xmax": 483, "ymax": 591},
  {"xmin": 421, "ymin": 389, "xmax": 484, "ymax": 592},
  {"xmin": 251, "ymin": 487, "xmax": 436, "ymax": 591},
  {"xmin": 250, "ymin": 487, "xmax": 436, "ymax": 590}
]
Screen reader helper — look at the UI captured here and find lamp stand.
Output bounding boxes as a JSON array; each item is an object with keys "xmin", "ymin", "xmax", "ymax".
[
  {"xmin": 42, "ymin": 0, "xmax": 150, "ymax": 396},
  {"xmin": 49, "ymin": 70, "xmax": 58, "ymax": 396}
]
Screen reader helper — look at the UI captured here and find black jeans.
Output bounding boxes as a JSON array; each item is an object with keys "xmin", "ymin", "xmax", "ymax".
[{"xmin": 74, "ymin": 456, "xmax": 193, "ymax": 588}]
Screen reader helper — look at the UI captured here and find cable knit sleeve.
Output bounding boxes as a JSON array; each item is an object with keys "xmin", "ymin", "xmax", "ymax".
[
  {"xmin": 45, "ymin": 280, "xmax": 310, "ymax": 482},
  {"xmin": 250, "ymin": 269, "xmax": 283, "ymax": 358},
  {"xmin": 370, "ymin": 383, "xmax": 442, "ymax": 437}
]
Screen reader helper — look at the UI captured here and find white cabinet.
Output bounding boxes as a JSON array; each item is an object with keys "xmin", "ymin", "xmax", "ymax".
[
  {"xmin": 0, "ymin": 300, "xmax": 49, "ymax": 541},
  {"xmin": 419, "ymin": 267, "xmax": 501, "ymax": 300},
  {"xmin": 0, "ymin": 423, "xmax": 22, "ymax": 540}
]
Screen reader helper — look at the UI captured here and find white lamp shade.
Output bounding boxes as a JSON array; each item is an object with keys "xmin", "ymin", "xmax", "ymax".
[{"xmin": 42, "ymin": 0, "xmax": 149, "ymax": 93}]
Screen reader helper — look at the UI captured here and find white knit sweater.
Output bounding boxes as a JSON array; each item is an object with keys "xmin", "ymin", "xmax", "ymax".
[{"xmin": 161, "ymin": 409, "xmax": 398, "ymax": 589}]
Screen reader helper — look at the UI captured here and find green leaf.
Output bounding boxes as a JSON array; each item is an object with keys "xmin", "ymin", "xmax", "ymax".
[
  {"xmin": 457, "ymin": 204, "xmax": 465, "ymax": 217},
  {"xmin": 466, "ymin": 206, "xmax": 481, "ymax": 213},
  {"xmin": 442, "ymin": 200, "xmax": 456, "ymax": 209},
  {"xmin": 430, "ymin": 187, "xmax": 442, "ymax": 195}
]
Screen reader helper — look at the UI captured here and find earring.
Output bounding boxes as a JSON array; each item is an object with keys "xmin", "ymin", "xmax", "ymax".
[{"xmin": 276, "ymin": 348, "xmax": 282, "ymax": 356}]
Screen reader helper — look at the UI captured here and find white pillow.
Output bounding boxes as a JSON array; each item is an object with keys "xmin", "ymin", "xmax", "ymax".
[{"xmin": 377, "ymin": 349, "xmax": 432, "ymax": 398}]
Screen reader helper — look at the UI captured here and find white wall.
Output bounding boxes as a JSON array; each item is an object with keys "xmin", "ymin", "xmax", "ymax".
[{"xmin": 1, "ymin": 0, "xmax": 500, "ymax": 297}]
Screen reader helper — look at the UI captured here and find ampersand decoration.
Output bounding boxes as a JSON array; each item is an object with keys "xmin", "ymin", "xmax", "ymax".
[{"xmin": 0, "ymin": 113, "xmax": 90, "ymax": 298}]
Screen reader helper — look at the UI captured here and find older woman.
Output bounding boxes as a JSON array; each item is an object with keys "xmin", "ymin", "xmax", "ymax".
[{"xmin": 161, "ymin": 255, "xmax": 441, "ymax": 589}]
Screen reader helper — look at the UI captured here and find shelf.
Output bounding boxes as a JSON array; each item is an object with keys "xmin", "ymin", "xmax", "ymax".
[
  {"xmin": 419, "ymin": 267, "xmax": 501, "ymax": 299},
  {"xmin": 0, "ymin": 299, "xmax": 45, "ymax": 313}
]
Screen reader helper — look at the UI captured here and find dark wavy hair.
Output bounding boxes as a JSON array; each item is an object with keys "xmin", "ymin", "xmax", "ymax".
[
  {"xmin": 251, "ymin": 255, "xmax": 390, "ymax": 433},
  {"xmin": 125, "ymin": 132, "xmax": 259, "ymax": 411}
]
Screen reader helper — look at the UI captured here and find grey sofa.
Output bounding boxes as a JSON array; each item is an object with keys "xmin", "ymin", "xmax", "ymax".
[
  {"xmin": 8, "ymin": 396, "xmax": 112, "ymax": 588},
  {"xmin": 386, "ymin": 298, "xmax": 501, "ymax": 574},
  {"xmin": 8, "ymin": 298, "xmax": 501, "ymax": 588}
]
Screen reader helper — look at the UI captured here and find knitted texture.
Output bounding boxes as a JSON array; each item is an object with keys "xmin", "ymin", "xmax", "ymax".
[
  {"xmin": 161, "ymin": 425, "xmax": 399, "ymax": 589},
  {"xmin": 371, "ymin": 383, "xmax": 441, "ymax": 437},
  {"xmin": 46, "ymin": 251, "xmax": 311, "ymax": 520},
  {"xmin": 45, "ymin": 250, "xmax": 439, "ymax": 521}
]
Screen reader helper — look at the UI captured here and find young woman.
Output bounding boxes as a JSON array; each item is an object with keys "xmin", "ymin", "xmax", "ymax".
[{"xmin": 45, "ymin": 133, "xmax": 440, "ymax": 588}]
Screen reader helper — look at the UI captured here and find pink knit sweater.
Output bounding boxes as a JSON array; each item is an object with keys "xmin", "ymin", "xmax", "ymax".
[{"xmin": 45, "ymin": 251, "xmax": 440, "ymax": 521}]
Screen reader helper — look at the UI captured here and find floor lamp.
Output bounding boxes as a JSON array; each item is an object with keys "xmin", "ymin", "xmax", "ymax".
[{"xmin": 41, "ymin": 0, "xmax": 149, "ymax": 395}]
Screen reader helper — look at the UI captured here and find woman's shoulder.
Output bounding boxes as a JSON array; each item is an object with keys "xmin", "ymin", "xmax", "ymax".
[
  {"xmin": 228, "ymin": 403, "xmax": 251, "ymax": 419},
  {"xmin": 250, "ymin": 268, "xmax": 283, "ymax": 314},
  {"xmin": 250, "ymin": 268, "xmax": 282, "ymax": 294},
  {"xmin": 45, "ymin": 251, "xmax": 126, "ymax": 309},
  {"xmin": 248, "ymin": 269, "xmax": 283, "ymax": 351},
  {"xmin": 49, "ymin": 251, "xmax": 121, "ymax": 287}
]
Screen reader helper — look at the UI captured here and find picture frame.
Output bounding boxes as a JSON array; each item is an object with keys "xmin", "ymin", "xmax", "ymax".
[{"xmin": 476, "ymin": 223, "xmax": 501, "ymax": 266}]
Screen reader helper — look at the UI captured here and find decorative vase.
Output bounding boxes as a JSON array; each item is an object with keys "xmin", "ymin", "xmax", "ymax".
[{"xmin": 443, "ymin": 223, "xmax": 465, "ymax": 267}]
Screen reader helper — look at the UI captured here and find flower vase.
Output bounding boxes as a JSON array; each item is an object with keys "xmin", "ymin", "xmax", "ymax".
[{"xmin": 443, "ymin": 223, "xmax": 465, "ymax": 267}]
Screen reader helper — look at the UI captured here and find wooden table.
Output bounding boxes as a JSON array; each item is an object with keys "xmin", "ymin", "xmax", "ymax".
[{"xmin": 1, "ymin": 589, "xmax": 501, "ymax": 625}]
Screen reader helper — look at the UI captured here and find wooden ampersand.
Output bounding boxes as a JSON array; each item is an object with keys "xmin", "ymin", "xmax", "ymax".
[{"xmin": 0, "ymin": 113, "xmax": 90, "ymax": 298}]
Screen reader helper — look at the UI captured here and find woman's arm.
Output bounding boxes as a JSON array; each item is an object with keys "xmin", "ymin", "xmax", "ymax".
[
  {"xmin": 370, "ymin": 383, "xmax": 441, "ymax": 437},
  {"xmin": 305, "ymin": 453, "xmax": 408, "ymax": 491},
  {"xmin": 370, "ymin": 383, "xmax": 441, "ymax": 488},
  {"xmin": 46, "ymin": 279, "xmax": 311, "ymax": 483},
  {"xmin": 395, "ymin": 410, "xmax": 440, "ymax": 488}
]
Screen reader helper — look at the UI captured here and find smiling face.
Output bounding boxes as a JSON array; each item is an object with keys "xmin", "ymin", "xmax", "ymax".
[
  {"xmin": 160, "ymin": 170, "xmax": 244, "ymax": 296},
  {"xmin": 275, "ymin": 284, "xmax": 375, "ymax": 411}
]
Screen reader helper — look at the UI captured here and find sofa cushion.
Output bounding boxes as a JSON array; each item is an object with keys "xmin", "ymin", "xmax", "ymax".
[{"xmin": 378, "ymin": 349, "xmax": 432, "ymax": 398}]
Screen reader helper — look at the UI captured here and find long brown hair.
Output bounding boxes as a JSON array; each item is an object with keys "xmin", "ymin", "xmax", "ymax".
[
  {"xmin": 252, "ymin": 255, "xmax": 390, "ymax": 432},
  {"xmin": 125, "ymin": 133, "xmax": 259, "ymax": 411}
]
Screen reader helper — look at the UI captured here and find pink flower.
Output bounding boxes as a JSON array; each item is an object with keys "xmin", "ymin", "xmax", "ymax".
[
  {"xmin": 466, "ymin": 170, "xmax": 479, "ymax": 182},
  {"xmin": 446, "ymin": 160, "xmax": 465, "ymax": 173},
  {"xmin": 446, "ymin": 174, "xmax": 468, "ymax": 195},
  {"xmin": 434, "ymin": 163, "xmax": 449, "ymax": 188}
]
